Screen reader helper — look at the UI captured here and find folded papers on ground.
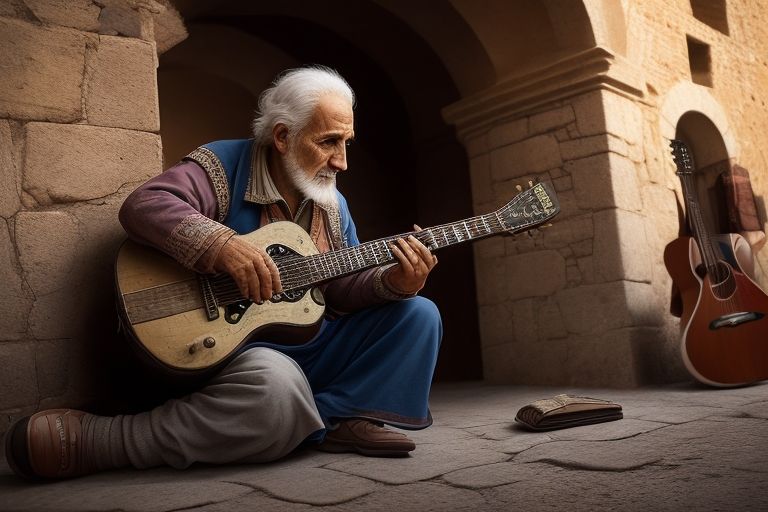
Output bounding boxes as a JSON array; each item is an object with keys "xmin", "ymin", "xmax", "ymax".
[{"xmin": 515, "ymin": 394, "xmax": 623, "ymax": 431}]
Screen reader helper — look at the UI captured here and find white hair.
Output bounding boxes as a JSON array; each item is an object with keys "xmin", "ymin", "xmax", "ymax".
[{"xmin": 252, "ymin": 66, "xmax": 355, "ymax": 144}]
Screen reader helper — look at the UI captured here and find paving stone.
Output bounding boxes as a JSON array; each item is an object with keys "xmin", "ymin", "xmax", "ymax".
[
  {"xmin": 0, "ymin": 469, "xmax": 253, "ymax": 512},
  {"xmin": 324, "ymin": 438, "xmax": 508, "ymax": 484},
  {"xmin": 627, "ymin": 404, "xmax": 726, "ymax": 424},
  {"xmin": 512, "ymin": 438, "xmax": 662, "ymax": 471},
  {"xmin": 218, "ymin": 467, "xmax": 376, "ymax": 505},
  {"xmin": 547, "ymin": 418, "xmax": 668, "ymax": 441},
  {"xmin": 739, "ymin": 400, "xmax": 768, "ymax": 420},
  {"xmin": 498, "ymin": 431, "xmax": 555, "ymax": 454},
  {"xmin": 443, "ymin": 461, "xmax": 553, "ymax": 489},
  {"xmin": 334, "ymin": 482, "xmax": 488, "ymax": 512}
]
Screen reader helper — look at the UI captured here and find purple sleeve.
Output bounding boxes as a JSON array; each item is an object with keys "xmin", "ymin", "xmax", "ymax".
[
  {"xmin": 119, "ymin": 160, "xmax": 235, "ymax": 271},
  {"xmin": 322, "ymin": 265, "xmax": 413, "ymax": 316}
]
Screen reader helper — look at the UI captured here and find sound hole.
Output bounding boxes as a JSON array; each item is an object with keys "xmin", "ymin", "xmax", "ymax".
[{"xmin": 710, "ymin": 260, "xmax": 736, "ymax": 299}]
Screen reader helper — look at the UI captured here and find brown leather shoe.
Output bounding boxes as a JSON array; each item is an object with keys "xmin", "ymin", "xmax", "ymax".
[
  {"xmin": 4, "ymin": 409, "xmax": 98, "ymax": 480},
  {"xmin": 317, "ymin": 419, "xmax": 416, "ymax": 457}
]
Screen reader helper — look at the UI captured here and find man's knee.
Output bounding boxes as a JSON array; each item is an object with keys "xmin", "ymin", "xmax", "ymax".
[
  {"xmin": 218, "ymin": 348, "xmax": 310, "ymax": 398},
  {"xmin": 400, "ymin": 296, "xmax": 442, "ymax": 332}
]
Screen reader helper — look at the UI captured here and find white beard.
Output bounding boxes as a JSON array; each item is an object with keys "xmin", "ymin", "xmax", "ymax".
[{"xmin": 283, "ymin": 149, "xmax": 339, "ymax": 208}]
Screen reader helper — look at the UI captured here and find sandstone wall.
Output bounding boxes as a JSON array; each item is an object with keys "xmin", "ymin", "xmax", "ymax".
[
  {"xmin": 0, "ymin": 0, "xmax": 183, "ymax": 437},
  {"xmin": 446, "ymin": 0, "xmax": 768, "ymax": 386}
]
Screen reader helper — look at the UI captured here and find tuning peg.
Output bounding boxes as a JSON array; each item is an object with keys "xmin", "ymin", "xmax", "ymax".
[
  {"xmin": 540, "ymin": 223, "xmax": 553, "ymax": 229},
  {"xmin": 516, "ymin": 184, "xmax": 523, "ymax": 192},
  {"xmin": 528, "ymin": 180, "xmax": 534, "ymax": 188}
]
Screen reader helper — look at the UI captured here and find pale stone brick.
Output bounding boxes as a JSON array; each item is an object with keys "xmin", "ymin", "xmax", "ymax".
[
  {"xmin": 98, "ymin": 0, "xmax": 161, "ymax": 41},
  {"xmin": 592, "ymin": 208, "xmax": 653, "ymax": 283},
  {"xmin": 0, "ymin": 218, "xmax": 32, "ymax": 340},
  {"xmin": 490, "ymin": 135, "xmax": 562, "ymax": 181},
  {"xmin": 542, "ymin": 213, "xmax": 593, "ymax": 249},
  {"xmin": 529, "ymin": 105, "xmax": 575, "ymax": 135},
  {"xmin": 571, "ymin": 90, "xmax": 604, "ymax": 137},
  {"xmin": 23, "ymin": 123, "xmax": 161, "ymax": 205},
  {"xmin": 468, "ymin": 153, "xmax": 493, "ymax": 205},
  {"xmin": 86, "ymin": 35, "xmax": 160, "ymax": 131},
  {"xmin": 568, "ymin": 152, "xmax": 642, "ymax": 212},
  {"xmin": 0, "ymin": 18, "xmax": 88, "ymax": 122},
  {"xmin": 24, "ymin": 0, "xmax": 100, "ymax": 32},
  {"xmin": 505, "ymin": 250, "xmax": 566, "ymax": 300},
  {"xmin": 0, "ymin": 119, "xmax": 21, "ymax": 217},
  {"xmin": 559, "ymin": 133, "xmax": 629, "ymax": 161},
  {"xmin": 0, "ymin": 342, "xmax": 38, "ymax": 410},
  {"xmin": 603, "ymin": 92, "xmax": 644, "ymax": 146},
  {"xmin": 487, "ymin": 118, "xmax": 527, "ymax": 149}
]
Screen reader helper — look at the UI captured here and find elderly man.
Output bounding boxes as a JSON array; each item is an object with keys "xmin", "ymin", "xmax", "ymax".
[{"xmin": 5, "ymin": 66, "xmax": 442, "ymax": 480}]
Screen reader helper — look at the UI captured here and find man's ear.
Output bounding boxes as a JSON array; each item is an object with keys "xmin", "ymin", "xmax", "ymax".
[{"xmin": 273, "ymin": 124, "xmax": 289, "ymax": 154}]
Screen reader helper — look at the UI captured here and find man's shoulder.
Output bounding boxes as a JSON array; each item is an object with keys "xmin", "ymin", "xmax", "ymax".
[{"xmin": 199, "ymin": 139, "xmax": 254, "ymax": 162}]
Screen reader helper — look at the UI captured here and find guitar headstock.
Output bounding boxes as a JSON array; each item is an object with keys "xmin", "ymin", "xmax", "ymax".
[
  {"xmin": 670, "ymin": 139, "xmax": 694, "ymax": 176},
  {"xmin": 496, "ymin": 181, "xmax": 561, "ymax": 234}
]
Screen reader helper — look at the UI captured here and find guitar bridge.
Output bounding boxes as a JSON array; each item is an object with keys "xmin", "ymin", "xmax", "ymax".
[
  {"xmin": 709, "ymin": 311, "xmax": 764, "ymax": 330},
  {"xmin": 198, "ymin": 275, "xmax": 220, "ymax": 321}
]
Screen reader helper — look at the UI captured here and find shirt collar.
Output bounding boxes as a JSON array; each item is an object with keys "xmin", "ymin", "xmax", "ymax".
[{"xmin": 244, "ymin": 141, "xmax": 339, "ymax": 215}]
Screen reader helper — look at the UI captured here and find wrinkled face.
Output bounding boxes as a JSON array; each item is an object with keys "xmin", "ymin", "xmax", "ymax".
[{"xmin": 283, "ymin": 93, "xmax": 354, "ymax": 205}]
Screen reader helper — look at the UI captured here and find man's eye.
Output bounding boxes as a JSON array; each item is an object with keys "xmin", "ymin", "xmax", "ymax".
[{"xmin": 320, "ymin": 138, "xmax": 337, "ymax": 146}]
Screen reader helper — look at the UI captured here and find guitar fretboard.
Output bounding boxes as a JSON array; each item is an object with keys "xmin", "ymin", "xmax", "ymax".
[{"xmin": 276, "ymin": 213, "xmax": 507, "ymax": 291}]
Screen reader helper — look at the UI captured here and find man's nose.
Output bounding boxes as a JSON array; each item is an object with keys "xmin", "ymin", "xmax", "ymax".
[{"xmin": 329, "ymin": 144, "xmax": 348, "ymax": 171}]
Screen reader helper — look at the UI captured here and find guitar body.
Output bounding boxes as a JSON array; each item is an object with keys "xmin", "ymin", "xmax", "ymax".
[
  {"xmin": 664, "ymin": 235, "xmax": 768, "ymax": 386},
  {"xmin": 115, "ymin": 222, "xmax": 326, "ymax": 376}
]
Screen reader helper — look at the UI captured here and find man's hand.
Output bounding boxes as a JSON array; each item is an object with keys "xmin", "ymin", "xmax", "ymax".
[
  {"xmin": 213, "ymin": 236, "xmax": 282, "ymax": 303},
  {"xmin": 384, "ymin": 225, "xmax": 438, "ymax": 295}
]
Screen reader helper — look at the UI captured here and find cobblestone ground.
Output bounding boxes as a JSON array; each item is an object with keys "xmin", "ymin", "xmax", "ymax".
[{"xmin": 1, "ymin": 382, "xmax": 767, "ymax": 512}]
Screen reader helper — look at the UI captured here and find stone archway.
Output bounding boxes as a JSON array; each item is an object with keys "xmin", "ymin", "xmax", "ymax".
[{"xmin": 159, "ymin": 1, "xmax": 484, "ymax": 381}]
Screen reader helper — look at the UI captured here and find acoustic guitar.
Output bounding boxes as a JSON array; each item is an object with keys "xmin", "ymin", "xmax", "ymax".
[
  {"xmin": 116, "ymin": 181, "xmax": 560, "ymax": 377},
  {"xmin": 664, "ymin": 140, "xmax": 768, "ymax": 386}
]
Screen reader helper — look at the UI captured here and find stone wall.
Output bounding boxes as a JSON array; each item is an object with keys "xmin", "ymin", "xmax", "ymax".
[
  {"xmin": 0, "ymin": 0, "xmax": 184, "ymax": 437},
  {"xmin": 445, "ymin": 0, "xmax": 768, "ymax": 387}
]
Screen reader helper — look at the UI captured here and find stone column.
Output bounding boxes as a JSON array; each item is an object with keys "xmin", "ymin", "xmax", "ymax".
[
  {"xmin": 0, "ymin": 0, "xmax": 185, "ymax": 436},
  {"xmin": 444, "ymin": 47, "xmax": 687, "ymax": 386}
]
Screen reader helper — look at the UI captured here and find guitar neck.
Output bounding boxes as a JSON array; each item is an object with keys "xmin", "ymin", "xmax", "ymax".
[
  {"xmin": 679, "ymin": 172, "xmax": 719, "ymax": 272},
  {"xmin": 277, "ymin": 213, "xmax": 507, "ymax": 291}
]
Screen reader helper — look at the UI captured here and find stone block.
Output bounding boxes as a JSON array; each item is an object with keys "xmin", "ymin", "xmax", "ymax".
[
  {"xmin": 24, "ymin": 0, "xmax": 100, "ymax": 31},
  {"xmin": 468, "ymin": 153, "xmax": 493, "ymax": 205},
  {"xmin": 511, "ymin": 298, "xmax": 536, "ymax": 342},
  {"xmin": 529, "ymin": 105, "xmax": 575, "ymax": 135},
  {"xmin": 0, "ymin": 18, "xmax": 88, "ymax": 122},
  {"xmin": 593, "ymin": 208, "xmax": 652, "ymax": 282},
  {"xmin": 0, "ymin": 119, "xmax": 21, "ymax": 217},
  {"xmin": 463, "ymin": 132, "xmax": 488, "ymax": 158},
  {"xmin": 0, "ymin": 342, "xmax": 38, "ymax": 409},
  {"xmin": 490, "ymin": 134, "xmax": 561, "ymax": 181},
  {"xmin": 571, "ymin": 90, "xmax": 604, "ymax": 137},
  {"xmin": 488, "ymin": 117, "xmax": 528, "ymax": 149},
  {"xmin": 98, "ymin": 0, "xmax": 161, "ymax": 41},
  {"xmin": 571, "ymin": 239, "xmax": 592, "ymax": 257},
  {"xmin": 86, "ymin": 35, "xmax": 160, "ymax": 131},
  {"xmin": 556, "ymin": 280, "xmax": 660, "ymax": 336},
  {"xmin": 14, "ymin": 210, "xmax": 87, "ymax": 338},
  {"xmin": 0, "ymin": 218, "xmax": 32, "ymax": 340},
  {"xmin": 542, "ymin": 213, "xmax": 593, "ymax": 250},
  {"xmin": 24, "ymin": 123, "xmax": 161, "ymax": 205},
  {"xmin": 482, "ymin": 336, "xmax": 569, "ymax": 385},
  {"xmin": 478, "ymin": 301, "xmax": 515, "ymax": 348},
  {"xmin": 568, "ymin": 152, "xmax": 642, "ymax": 212},
  {"xmin": 552, "ymin": 174, "xmax": 572, "ymax": 192},
  {"xmin": 505, "ymin": 250, "xmax": 566, "ymax": 300},
  {"xmin": 153, "ymin": 3, "xmax": 188, "ymax": 54},
  {"xmin": 560, "ymin": 133, "xmax": 629, "ymax": 161},
  {"xmin": 603, "ymin": 91, "xmax": 644, "ymax": 146}
]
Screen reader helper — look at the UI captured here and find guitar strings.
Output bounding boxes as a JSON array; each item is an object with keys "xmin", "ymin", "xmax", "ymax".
[{"xmin": 208, "ymin": 196, "xmax": 546, "ymax": 302}]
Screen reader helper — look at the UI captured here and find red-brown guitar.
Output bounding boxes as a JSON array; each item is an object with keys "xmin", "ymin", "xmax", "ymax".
[{"xmin": 664, "ymin": 140, "xmax": 768, "ymax": 386}]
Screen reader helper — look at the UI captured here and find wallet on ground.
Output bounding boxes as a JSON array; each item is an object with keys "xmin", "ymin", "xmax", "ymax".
[{"xmin": 515, "ymin": 394, "xmax": 623, "ymax": 431}]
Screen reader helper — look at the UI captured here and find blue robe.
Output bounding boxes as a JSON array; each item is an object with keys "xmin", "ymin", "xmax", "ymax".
[{"xmin": 198, "ymin": 140, "xmax": 442, "ymax": 430}]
